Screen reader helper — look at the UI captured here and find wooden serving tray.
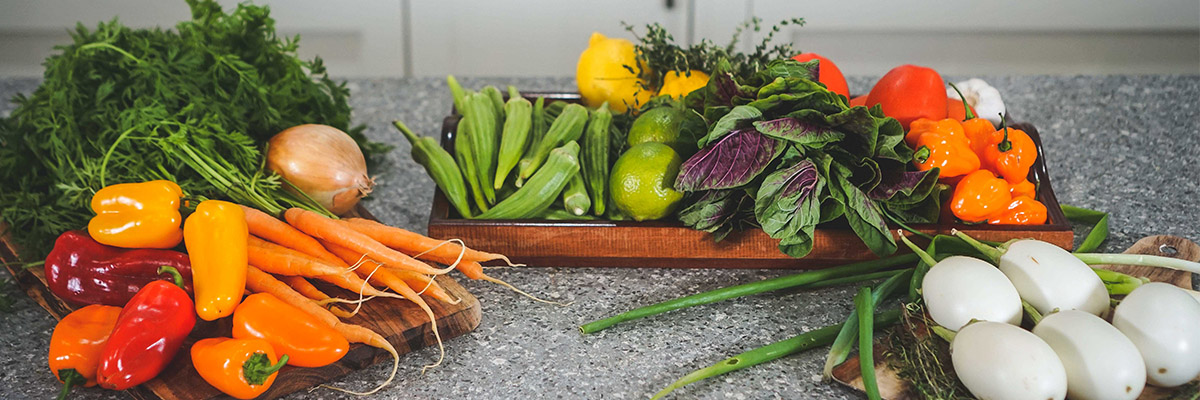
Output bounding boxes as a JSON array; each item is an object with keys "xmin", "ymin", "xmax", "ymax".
[
  {"xmin": 831, "ymin": 235, "xmax": 1200, "ymax": 399},
  {"xmin": 427, "ymin": 92, "xmax": 1073, "ymax": 268},
  {"xmin": 1, "ymin": 206, "xmax": 481, "ymax": 400}
]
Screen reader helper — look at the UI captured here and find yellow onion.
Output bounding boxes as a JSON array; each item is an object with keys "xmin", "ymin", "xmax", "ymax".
[{"xmin": 267, "ymin": 124, "xmax": 374, "ymax": 215}]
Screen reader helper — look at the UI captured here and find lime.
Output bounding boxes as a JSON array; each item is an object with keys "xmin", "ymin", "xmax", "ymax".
[
  {"xmin": 627, "ymin": 106, "xmax": 698, "ymax": 155},
  {"xmin": 609, "ymin": 142, "xmax": 685, "ymax": 221}
]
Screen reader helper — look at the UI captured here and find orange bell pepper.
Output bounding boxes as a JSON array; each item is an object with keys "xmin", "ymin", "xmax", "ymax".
[
  {"xmin": 791, "ymin": 53, "xmax": 849, "ymax": 99},
  {"xmin": 184, "ymin": 200, "xmax": 248, "ymax": 321},
  {"xmin": 191, "ymin": 338, "xmax": 287, "ymax": 399},
  {"xmin": 865, "ymin": 64, "xmax": 947, "ymax": 129},
  {"xmin": 951, "ymin": 170, "xmax": 1012, "ymax": 223},
  {"xmin": 49, "ymin": 305, "xmax": 122, "ymax": 399},
  {"xmin": 907, "ymin": 118, "xmax": 981, "ymax": 180},
  {"xmin": 232, "ymin": 293, "xmax": 349, "ymax": 368},
  {"xmin": 87, "ymin": 180, "xmax": 184, "ymax": 249},
  {"xmin": 988, "ymin": 195, "xmax": 1048, "ymax": 225},
  {"xmin": 1009, "ymin": 179, "xmax": 1036, "ymax": 199}
]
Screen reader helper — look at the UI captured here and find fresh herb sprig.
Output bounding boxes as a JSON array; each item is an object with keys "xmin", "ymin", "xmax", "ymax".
[
  {"xmin": 0, "ymin": 0, "xmax": 387, "ymax": 258},
  {"xmin": 623, "ymin": 17, "xmax": 806, "ymax": 89}
]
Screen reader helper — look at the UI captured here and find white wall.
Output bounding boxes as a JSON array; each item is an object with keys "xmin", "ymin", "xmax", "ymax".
[{"xmin": 1, "ymin": 0, "xmax": 1196, "ymax": 78}]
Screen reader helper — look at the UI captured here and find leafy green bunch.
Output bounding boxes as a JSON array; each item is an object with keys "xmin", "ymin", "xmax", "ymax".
[
  {"xmin": 623, "ymin": 17, "xmax": 806, "ymax": 91},
  {"xmin": 674, "ymin": 59, "xmax": 945, "ymax": 258},
  {"xmin": 0, "ymin": 0, "xmax": 388, "ymax": 258}
]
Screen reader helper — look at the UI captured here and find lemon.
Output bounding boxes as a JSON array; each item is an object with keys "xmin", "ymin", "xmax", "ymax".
[
  {"xmin": 657, "ymin": 70, "xmax": 709, "ymax": 99},
  {"xmin": 576, "ymin": 32, "xmax": 653, "ymax": 113},
  {"xmin": 610, "ymin": 143, "xmax": 684, "ymax": 221},
  {"xmin": 627, "ymin": 106, "xmax": 698, "ymax": 155}
]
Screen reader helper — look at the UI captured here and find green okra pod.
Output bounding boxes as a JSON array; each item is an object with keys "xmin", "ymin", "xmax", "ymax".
[
  {"xmin": 454, "ymin": 119, "xmax": 489, "ymax": 212},
  {"xmin": 516, "ymin": 96, "xmax": 548, "ymax": 187},
  {"xmin": 477, "ymin": 141, "xmax": 581, "ymax": 220},
  {"xmin": 462, "ymin": 92, "xmax": 498, "ymax": 204},
  {"xmin": 494, "ymin": 87, "xmax": 533, "ymax": 189},
  {"xmin": 393, "ymin": 119, "xmax": 472, "ymax": 218},
  {"xmin": 446, "ymin": 75, "xmax": 468, "ymax": 114},
  {"xmin": 562, "ymin": 172, "xmax": 591, "ymax": 216},
  {"xmin": 518, "ymin": 103, "xmax": 588, "ymax": 179},
  {"xmin": 481, "ymin": 85, "xmax": 506, "ymax": 120},
  {"xmin": 582, "ymin": 102, "xmax": 612, "ymax": 215}
]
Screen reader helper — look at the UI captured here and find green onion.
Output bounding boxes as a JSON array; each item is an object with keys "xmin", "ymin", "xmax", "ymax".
[
  {"xmin": 579, "ymin": 254, "xmax": 917, "ymax": 334},
  {"xmin": 649, "ymin": 309, "xmax": 902, "ymax": 400},
  {"xmin": 1061, "ymin": 204, "xmax": 1110, "ymax": 253},
  {"xmin": 823, "ymin": 269, "xmax": 912, "ymax": 378},
  {"xmin": 856, "ymin": 287, "xmax": 881, "ymax": 400}
]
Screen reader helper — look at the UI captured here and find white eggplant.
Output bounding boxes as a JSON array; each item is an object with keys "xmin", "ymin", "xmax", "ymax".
[
  {"xmin": 1112, "ymin": 282, "xmax": 1200, "ymax": 387},
  {"xmin": 998, "ymin": 239, "xmax": 1110, "ymax": 316},
  {"xmin": 951, "ymin": 321, "xmax": 1068, "ymax": 400},
  {"xmin": 921, "ymin": 256, "xmax": 1022, "ymax": 331},
  {"xmin": 1033, "ymin": 310, "xmax": 1146, "ymax": 400}
]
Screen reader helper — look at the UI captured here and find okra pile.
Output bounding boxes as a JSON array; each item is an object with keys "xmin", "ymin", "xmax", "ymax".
[{"xmin": 395, "ymin": 76, "xmax": 618, "ymax": 220}]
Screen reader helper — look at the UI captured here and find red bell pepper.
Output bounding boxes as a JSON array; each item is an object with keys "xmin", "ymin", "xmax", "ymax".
[
  {"xmin": 865, "ymin": 64, "xmax": 948, "ymax": 129},
  {"xmin": 96, "ymin": 266, "xmax": 196, "ymax": 390},
  {"xmin": 44, "ymin": 230, "xmax": 192, "ymax": 307}
]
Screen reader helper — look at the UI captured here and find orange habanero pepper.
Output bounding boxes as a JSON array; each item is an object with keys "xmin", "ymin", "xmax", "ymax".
[
  {"xmin": 232, "ymin": 293, "xmax": 349, "ymax": 368},
  {"xmin": 906, "ymin": 118, "xmax": 981, "ymax": 181},
  {"xmin": 49, "ymin": 305, "xmax": 122, "ymax": 399},
  {"xmin": 980, "ymin": 119, "xmax": 1038, "ymax": 184},
  {"xmin": 1009, "ymin": 179, "xmax": 1036, "ymax": 199},
  {"xmin": 951, "ymin": 170, "xmax": 1012, "ymax": 223},
  {"xmin": 88, "ymin": 180, "xmax": 184, "ymax": 249},
  {"xmin": 191, "ymin": 338, "xmax": 287, "ymax": 399},
  {"xmin": 988, "ymin": 195, "xmax": 1048, "ymax": 225}
]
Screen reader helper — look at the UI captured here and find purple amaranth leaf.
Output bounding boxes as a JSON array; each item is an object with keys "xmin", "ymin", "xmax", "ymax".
[
  {"xmin": 754, "ymin": 159, "xmax": 824, "ymax": 257},
  {"xmin": 870, "ymin": 169, "xmax": 934, "ymax": 200},
  {"xmin": 675, "ymin": 128, "xmax": 783, "ymax": 192}
]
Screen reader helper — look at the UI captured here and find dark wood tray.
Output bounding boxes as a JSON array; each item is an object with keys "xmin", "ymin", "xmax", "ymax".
[
  {"xmin": 2, "ymin": 206, "xmax": 481, "ymax": 400},
  {"xmin": 426, "ymin": 92, "xmax": 1073, "ymax": 268}
]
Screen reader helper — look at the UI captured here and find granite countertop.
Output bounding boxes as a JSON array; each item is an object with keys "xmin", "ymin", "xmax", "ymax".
[{"xmin": 1, "ymin": 75, "xmax": 1198, "ymax": 399}]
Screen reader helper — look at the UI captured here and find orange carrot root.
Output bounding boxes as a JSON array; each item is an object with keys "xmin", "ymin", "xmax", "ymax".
[{"xmin": 285, "ymin": 208, "xmax": 454, "ymax": 275}]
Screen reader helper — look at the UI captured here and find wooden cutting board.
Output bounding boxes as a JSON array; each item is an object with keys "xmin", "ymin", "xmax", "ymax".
[
  {"xmin": 0, "ymin": 206, "xmax": 481, "ymax": 400},
  {"xmin": 831, "ymin": 235, "xmax": 1200, "ymax": 399}
]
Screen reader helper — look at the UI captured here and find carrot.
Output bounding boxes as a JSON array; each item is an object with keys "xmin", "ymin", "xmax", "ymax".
[
  {"xmin": 342, "ymin": 218, "xmax": 515, "ymax": 266},
  {"xmin": 285, "ymin": 208, "xmax": 453, "ymax": 275},
  {"xmin": 248, "ymin": 235, "xmax": 401, "ymax": 304},
  {"xmin": 241, "ymin": 205, "xmax": 348, "ymax": 268},
  {"xmin": 324, "ymin": 240, "xmax": 459, "ymax": 305},
  {"xmin": 245, "ymin": 266, "xmax": 399, "ymax": 395},
  {"xmin": 279, "ymin": 275, "xmax": 356, "ymax": 319}
]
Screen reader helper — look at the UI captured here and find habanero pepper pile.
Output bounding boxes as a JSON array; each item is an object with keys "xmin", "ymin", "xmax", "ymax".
[{"xmin": 44, "ymin": 174, "xmax": 535, "ymax": 399}]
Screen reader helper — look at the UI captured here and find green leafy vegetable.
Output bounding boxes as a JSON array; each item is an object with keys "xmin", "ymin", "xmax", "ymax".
[
  {"xmin": 623, "ymin": 18, "xmax": 807, "ymax": 90},
  {"xmin": 0, "ymin": 0, "xmax": 387, "ymax": 258}
]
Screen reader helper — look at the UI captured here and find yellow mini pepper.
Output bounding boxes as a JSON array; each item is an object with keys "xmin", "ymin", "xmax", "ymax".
[
  {"xmin": 184, "ymin": 200, "xmax": 248, "ymax": 321},
  {"xmin": 88, "ymin": 180, "xmax": 184, "ymax": 249}
]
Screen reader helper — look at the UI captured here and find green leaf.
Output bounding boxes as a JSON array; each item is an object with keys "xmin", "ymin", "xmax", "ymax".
[
  {"xmin": 697, "ymin": 105, "xmax": 762, "ymax": 147},
  {"xmin": 755, "ymin": 158, "xmax": 824, "ymax": 258},
  {"xmin": 829, "ymin": 162, "xmax": 896, "ymax": 257}
]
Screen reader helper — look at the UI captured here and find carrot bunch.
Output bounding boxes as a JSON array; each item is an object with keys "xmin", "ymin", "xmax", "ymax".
[{"xmin": 237, "ymin": 206, "xmax": 555, "ymax": 394}]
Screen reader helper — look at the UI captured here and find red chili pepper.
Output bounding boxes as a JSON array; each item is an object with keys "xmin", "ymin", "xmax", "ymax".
[
  {"xmin": 44, "ymin": 231, "xmax": 192, "ymax": 307},
  {"xmin": 96, "ymin": 266, "xmax": 196, "ymax": 390},
  {"xmin": 865, "ymin": 64, "xmax": 948, "ymax": 129}
]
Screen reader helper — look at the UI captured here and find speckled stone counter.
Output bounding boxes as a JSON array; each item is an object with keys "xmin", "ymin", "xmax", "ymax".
[{"xmin": 1, "ymin": 75, "xmax": 1198, "ymax": 399}]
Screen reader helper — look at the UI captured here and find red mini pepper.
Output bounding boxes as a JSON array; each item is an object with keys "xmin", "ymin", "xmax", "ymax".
[
  {"xmin": 96, "ymin": 266, "xmax": 196, "ymax": 390},
  {"xmin": 44, "ymin": 230, "xmax": 192, "ymax": 307}
]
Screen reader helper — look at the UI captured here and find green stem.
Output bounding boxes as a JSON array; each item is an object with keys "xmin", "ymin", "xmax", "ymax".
[
  {"xmin": 897, "ymin": 231, "xmax": 939, "ymax": 267},
  {"xmin": 56, "ymin": 369, "xmax": 85, "ymax": 400},
  {"xmin": 1022, "ymin": 300, "xmax": 1044, "ymax": 325},
  {"xmin": 808, "ymin": 269, "xmax": 909, "ymax": 290},
  {"xmin": 823, "ymin": 270, "xmax": 913, "ymax": 378},
  {"xmin": 649, "ymin": 309, "xmax": 902, "ymax": 400},
  {"xmin": 855, "ymin": 287, "xmax": 881, "ymax": 400},
  {"xmin": 951, "ymin": 230, "xmax": 1004, "ymax": 264},
  {"xmin": 1074, "ymin": 253, "xmax": 1200, "ymax": 274},
  {"xmin": 1060, "ymin": 204, "xmax": 1110, "ymax": 253},
  {"xmin": 579, "ymin": 254, "xmax": 917, "ymax": 334},
  {"xmin": 76, "ymin": 42, "xmax": 144, "ymax": 64},
  {"xmin": 929, "ymin": 325, "xmax": 957, "ymax": 342},
  {"xmin": 158, "ymin": 266, "xmax": 184, "ymax": 289},
  {"xmin": 996, "ymin": 113, "xmax": 1012, "ymax": 152},
  {"xmin": 947, "ymin": 82, "xmax": 976, "ymax": 120},
  {"xmin": 1092, "ymin": 267, "xmax": 1149, "ymax": 295},
  {"xmin": 885, "ymin": 212, "xmax": 934, "ymax": 241}
]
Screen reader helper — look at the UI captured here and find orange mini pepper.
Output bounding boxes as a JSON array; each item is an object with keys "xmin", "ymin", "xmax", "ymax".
[
  {"xmin": 988, "ymin": 195, "xmax": 1048, "ymax": 225},
  {"xmin": 88, "ymin": 180, "xmax": 184, "ymax": 249},
  {"xmin": 951, "ymin": 170, "xmax": 1012, "ymax": 223},
  {"xmin": 191, "ymin": 338, "xmax": 287, "ymax": 399},
  {"xmin": 184, "ymin": 200, "xmax": 248, "ymax": 321},
  {"xmin": 1009, "ymin": 179, "xmax": 1037, "ymax": 199},
  {"xmin": 49, "ymin": 304, "xmax": 122, "ymax": 399},
  {"xmin": 232, "ymin": 293, "xmax": 349, "ymax": 368},
  {"xmin": 907, "ymin": 118, "xmax": 981, "ymax": 180}
]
